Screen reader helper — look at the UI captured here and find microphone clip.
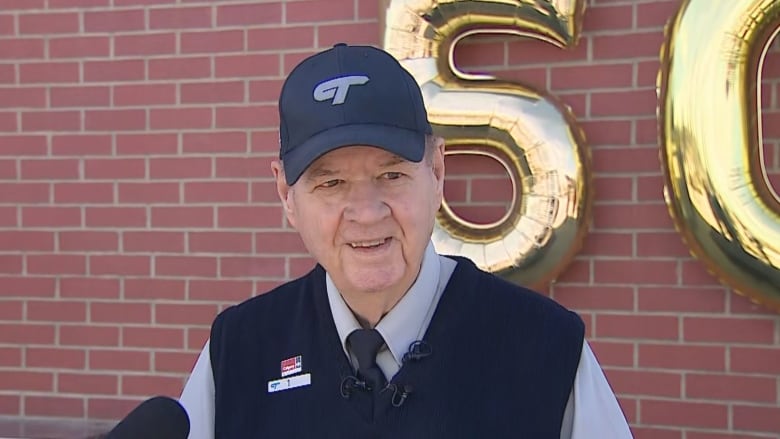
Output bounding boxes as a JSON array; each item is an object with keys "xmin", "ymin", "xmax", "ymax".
[
  {"xmin": 402, "ymin": 340, "xmax": 432, "ymax": 363},
  {"xmin": 383, "ymin": 383, "xmax": 413, "ymax": 407},
  {"xmin": 339, "ymin": 375, "xmax": 368, "ymax": 399}
]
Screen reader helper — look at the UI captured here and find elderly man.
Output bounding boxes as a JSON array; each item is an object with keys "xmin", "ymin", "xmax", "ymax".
[{"xmin": 179, "ymin": 43, "xmax": 633, "ymax": 438}]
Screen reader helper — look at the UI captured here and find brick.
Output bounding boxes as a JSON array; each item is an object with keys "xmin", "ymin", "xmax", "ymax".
[
  {"xmin": 470, "ymin": 177, "xmax": 511, "ymax": 203},
  {"xmin": 0, "ymin": 112, "xmax": 16, "ymax": 131},
  {"xmin": 0, "ymin": 38, "xmax": 45, "ymax": 59},
  {"xmin": 635, "ymin": 118, "xmax": 659, "ymax": 145},
  {"xmin": 0, "ymin": 0, "xmax": 44, "ymax": 8},
  {"xmin": 60, "ymin": 277, "xmax": 120, "ymax": 299},
  {"xmin": 0, "ymin": 394, "xmax": 19, "ymax": 416},
  {"xmin": 733, "ymin": 406, "xmax": 780, "ymax": 433},
  {"xmin": 21, "ymin": 158, "xmax": 79, "ymax": 179},
  {"xmin": 730, "ymin": 347, "xmax": 780, "ymax": 374},
  {"xmin": 588, "ymin": 341, "xmax": 634, "ymax": 368},
  {"xmin": 253, "ymin": 231, "xmax": 306, "ymax": 254},
  {"xmin": 580, "ymin": 230, "xmax": 633, "ymax": 256},
  {"xmin": 28, "ymin": 396, "xmax": 84, "ymax": 420},
  {"xmin": 123, "ymin": 327, "xmax": 184, "ymax": 349},
  {"xmin": 184, "ymin": 181, "xmax": 248, "ymax": 203},
  {"xmin": 638, "ymin": 287, "xmax": 727, "ymax": 313},
  {"xmin": 636, "ymin": 175, "xmax": 665, "ymax": 201},
  {"xmin": 594, "ymin": 204, "xmax": 674, "ymax": 229},
  {"xmin": 58, "ymin": 373, "xmax": 118, "ymax": 395},
  {"xmin": 597, "ymin": 314, "xmax": 679, "ymax": 340},
  {"xmin": 149, "ymin": 57, "xmax": 212, "ymax": 79},
  {"xmin": 553, "ymin": 285, "xmax": 634, "ymax": 311},
  {"xmin": 84, "ymin": 60, "xmax": 144, "ymax": 82},
  {"xmin": 26, "ymin": 347, "xmax": 86, "ymax": 369},
  {"xmin": 115, "ymin": 33, "xmax": 176, "ymax": 56},
  {"xmin": 251, "ymin": 181, "xmax": 280, "ymax": 202},
  {"xmin": 248, "ymin": 26, "xmax": 314, "ymax": 51},
  {"xmin": 580, "ymin": 120, "xmax": 632, "ymax": 146},
  {"xmin": 686, "ymin": 373, "xmax": 776, "ymax": 402},
  {"xmin": 89, "ymin": 349, "xmax": 150, "ymax": 371},
  {"xmin": 216, "ymin": 105, "xmax": 276, "ymax": 128},
  {"xmin": 680, "ymin": 261, "xmax": 722, "ymax": 286},
  {"xmin": 0, "ymin": 231, "xmax": 53, "ymax": 251},
  {"xmin": 287, "ymin": 0, "xmax": 353, "ymax": 22},
  {"xmin": 0, "ymin": 300, "xmax": 21, "ymax": 319},
  {"xmin": 114, "ymin": 84, "xmax": 176, "ymax": 106},
  {"xmin": 22, "ymin": 110, "xmax": 81, "ymax": 131},
  {"xmin": 0, "ymin": 323, "xmax": 55, "ymax": 344},
  {"xmin": 0, "ymin": 207, "xmax": 16, "ymax": 227},
  {"xmin": 605, "ymin": 369, "xmax": 681, "ymax": 397},
  {"xmin": 84, "ymin": 158, "xmax": 145, "ymax": 179},
  {"xmin": 116, "ymin": 133, "xmax": 178, "ymax": 155},
  {"xmin": 0, "ymin": 371, "xmax": 52, "ymax": 391},
  {"xmin": 730, "ymin": 292, "xmax": 780, "ymax": 316},
  {"xmin": 22, "ymin": 207, "xmax": 81, "ymax": 227},
  {"xmin": 182, "ymin": 131, "xmax": 247, "ymax": 153},
  {"xmin": 0, "ymin": 347, "xmax": 21, "ymax": 367},
  {"xmin": 638, "ymin": 59, "xmax": 661, "ymax": 87},
  {"xmin": 151, "ymin": 206, "xmax": 213, "ymax": 228},
  {"xmin": 318, "ymin": 22, "xmax": 380, "ymax": 47},
  {"xmin": 0, "ymin": 87, "xmax": 46, "ymax": 108},
  {"xmin": 0, "ymin": 277, "xmax": 56, "ymax": 298},
  {"xmin": 218, "ymin": 206, "xmax": 281, "ymax": 228},
  {"xmin": 19, "ymin": 12, "xmax": 79, "ymax": 34},
  {"xmin": 115, "ymin": 0, "xmax": 176, "ymax": 5},
  {"xmin": 248, "ymin": 77, "xmax": 287, "ymax": 102},
  {"xmin": 594, "ymin": 259, "xmax": 678, "ymax": 285},
  {"xmin": 150, "ymin": 108, "xmax": 212, "ymax": 130},
  {"xmin": 88, "ymin": 398, "xmax": 145, "ymax": 421},
  {"xmin": 592, "ymin": 147, "xmax": 660, "ymax": 173},
  {"xmin": 124, "ymin": 278, "xmax": 185, "ymax": 300},
  {"xmin": 48, "ymin": 0, "xmax": 109, "ymax": 8},
  {"xmin": 182, "ymin": 81, "xmax": 244, "ymax": 103},
  {"xmin": 637, "ymin": 1, "xmax": 680, "ymax": 28},
  {"xmin": 181, "ymin": 30, "xmax": 244, "ymax": 54},
  {"xmin": 122, "ymin": 375, "xmax": 184, "ymax": 397},
  {"xmin": 20, "ymin": 62, "xmax": 79, "ymax": 83},
  {"xmin": 591, "ymin": 89, "xmax": 658, "ymax": 117},
  {"xmin": 187, "ymin": 327, "xmax": 211, "ymax": 350},
  {"xmin": 90, "ymin": 255, "xmax": 150, "ymax": 276},
  {"xmin": 0, "ymin": 14, "xmax": 13, "ymax": 36},
  {"xmin": 60, "ymin": 325, "xmax": 119, "ymax": 346},
  {"xmin": 507, "ymin": 37, "xmax": 588, "ymax": 66},
  {"xmin": 639, "ymin": 344, "xmax": 725, "ymax": 371},
  {"xmin": 155, "ymin": 255, "xmax": 217, "ymax": 277},
  {"xmin": 217, "ymin": 2, "xmax": 281, "ymax": 26},
  {"xmin": 84, "ymin": 9, "xmax": 145, "ymax": 32},
  {"xmin": 27, "ymin": 254, "xmax": 86, "ymax": 275},
  {"xmin": 216, "ymin": 54, "xmax": 279, "ymax": 78},
  {"xmin": 190, "ymin": 231, "xmax": 252, "ymax": 253},
  {"xmin": 155, "ymin": 352, "xmax": 198, "ymax": 373},
  {"xmin": 220, "ymin": 256, "xmax": 285, "ymax": 278},
  {"xmin": 0, "ymin": 255, "xmax": 22, "ymax": 274},
  {"xmin": 91, "ymin": 302, "xmax": 151, "ymax": 324},
  {"xmin": 155, "ymin": 303, "xmax": 218, "ymax": 325},
  {"xmin": 52, "ymin": 134, "xmax": 112, "ymax": 156},
  {"xmin": 150, "ymin": 6, "xmax": 212, "ymax": 29},
  {"xmin": 684, "ymin": 317, "xmax": 775, "ymax": 344},
  {"xmin": 189, "ymin": 279, "xmax": 253, "ymax": 302},
  {"xmin": 123, "ymin": 231, "xmax": 185, "ymax": 253},
  {"xmin": 641, "ymin": 400, "xmax": 727, "ymax": 429},
  {"xmin": 85, "ymin": 207, "xmax": 147, "ymax": 228},
  {"xmin": 582, "ymin": 4, "xmax": 633, "ymax": 31},
  {"xmin": 636, "ymin": 232, "xmax": 691, "ymax": 257},
  {"xmin": 50, "ymin": 86, "xmax": 111, "ymax": 107},
  {"xmin": 119, "ymin": 182, "xmax": 180, "ymax": 204},
  {"xmin": 28, "ymin": 300, "xmax": 86, "ymax": 322},
  {"xmin": 216, "ymin": 157, "xmax": 270, "ymax": 178},
  {"xmin": 85, "ymin": 109, "xmax": 146, "ymax": 131},
  {"xmin": 594, "ymin": 32, "xmax": 665, "ymax": 59},
  {"xmin": 454, "ymin": 39, "xmax": 505, "ymax": 70},
  {"xmin": 55, "ymin": 182, "xmax": 113, "ymax": 203},
  {"xmin": 0, "ymin": 135, "xmax": 48, "ymax": 156}
]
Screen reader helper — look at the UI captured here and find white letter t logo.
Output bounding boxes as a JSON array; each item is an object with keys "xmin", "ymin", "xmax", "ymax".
[{"xmin": 313, "ymin": 75, "xmax": 369, "ymax": 105}]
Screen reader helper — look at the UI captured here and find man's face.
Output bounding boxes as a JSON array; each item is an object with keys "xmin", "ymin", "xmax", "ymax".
[{"xmin": 272, "ymin": 140, "xmax": 445, "ymax": 302}]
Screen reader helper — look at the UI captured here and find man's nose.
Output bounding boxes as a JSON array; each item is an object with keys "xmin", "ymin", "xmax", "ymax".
[{"xmin": 343, "ymin": 182, "xmax": 390, "ymax": 223}]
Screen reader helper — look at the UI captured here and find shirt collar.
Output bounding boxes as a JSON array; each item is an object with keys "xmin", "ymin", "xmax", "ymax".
[{"xmin": 326, "ymin": 241, "xmax": 441, "ymax": 366}]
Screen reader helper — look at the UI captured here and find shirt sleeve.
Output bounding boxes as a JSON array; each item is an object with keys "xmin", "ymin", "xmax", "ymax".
[
  {"xmin": 561, "ymin": 340, "xmax": 634, "ymax": 439},
  {"xmin": 179, "ymin": 340, "xmax": 215, "ymax": 439}
]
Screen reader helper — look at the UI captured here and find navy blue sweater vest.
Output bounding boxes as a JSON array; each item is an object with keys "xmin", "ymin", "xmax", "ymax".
[{"xmin": 209, "ymin": 256, "xmax": 584, "ymax": 438}]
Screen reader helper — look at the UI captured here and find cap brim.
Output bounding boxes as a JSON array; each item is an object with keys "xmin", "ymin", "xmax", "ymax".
[{"xmin": 282, "ymin": 124, "xmax": 426, "ymax": 185}]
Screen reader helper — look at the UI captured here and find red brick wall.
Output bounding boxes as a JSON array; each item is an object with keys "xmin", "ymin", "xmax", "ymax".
[{"xmin": 0, "ymin": 0, "xmax": 778, "ymax": 437}]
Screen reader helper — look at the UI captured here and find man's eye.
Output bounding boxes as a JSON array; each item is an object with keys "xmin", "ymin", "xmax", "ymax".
[
  {"xmin": 383, "ymin": 172, "xmax": 402, "ymax": 180},
  {"xmin": 319, "ymin": 179, "xmax": 341, "ymax": 188}
]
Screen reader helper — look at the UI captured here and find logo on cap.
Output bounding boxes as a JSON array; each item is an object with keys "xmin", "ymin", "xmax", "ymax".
[{"xmin": 313, "ymin": 75, "xmax": 369, "ymax": 105}]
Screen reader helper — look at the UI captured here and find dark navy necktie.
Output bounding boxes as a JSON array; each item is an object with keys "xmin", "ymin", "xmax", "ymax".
[{"xmin": 347, "ymin": 328, "xmax": 387, "ymax": 392}]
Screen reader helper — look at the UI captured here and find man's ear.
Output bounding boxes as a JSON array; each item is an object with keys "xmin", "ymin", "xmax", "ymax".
[
  {"xmin": 271, "ymin": 160, "xmax": 297, "ymax": 229},
  {"xmin": 431, "ymin": 136, "xmax": 446, "ymax": 200}
]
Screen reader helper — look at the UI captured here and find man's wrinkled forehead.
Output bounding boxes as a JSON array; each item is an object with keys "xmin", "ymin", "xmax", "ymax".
[{"xmin": 297, "ymin": 146, "xmax": 410, "ymax": 182}]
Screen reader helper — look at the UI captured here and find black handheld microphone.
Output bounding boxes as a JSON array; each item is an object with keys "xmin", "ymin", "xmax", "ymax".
[{"xmin": 104, "ymin": 395, "xmax": 190, "ymax": 439}]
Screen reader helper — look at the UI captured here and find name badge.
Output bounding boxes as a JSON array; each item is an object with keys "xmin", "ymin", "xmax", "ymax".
[{"xmin": 267, "ymin": 373, "xmax": 311, "ymax": 393}]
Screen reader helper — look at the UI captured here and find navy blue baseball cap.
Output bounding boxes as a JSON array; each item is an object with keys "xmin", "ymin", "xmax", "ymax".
[{"xmin": 278, "ymin": 43, "xmax": 433, "ymax": 185}]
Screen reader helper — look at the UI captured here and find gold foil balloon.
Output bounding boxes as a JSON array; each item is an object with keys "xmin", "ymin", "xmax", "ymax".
[
  {"xmin": 380, "ymin": 0, "xmax": 591, "ymax": 289},
  {"xmin": 659, "ymin": 0, "xmax": 780, "ymax": 312}
]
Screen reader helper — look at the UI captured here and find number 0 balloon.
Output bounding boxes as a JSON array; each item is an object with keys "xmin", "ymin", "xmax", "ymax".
[
  {"xmin": 659, "ymin": 0, "xmax": 780, "ymax": 312},
  {"xmin": 380, "ymin": 0, "xmax": 591, "ymax": 289}
]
